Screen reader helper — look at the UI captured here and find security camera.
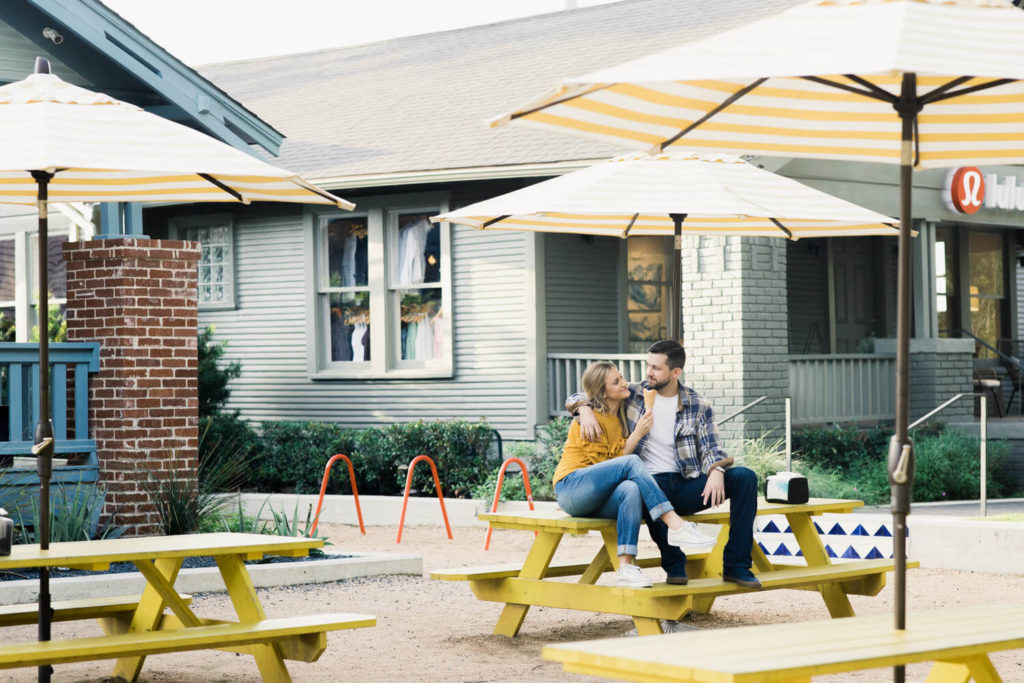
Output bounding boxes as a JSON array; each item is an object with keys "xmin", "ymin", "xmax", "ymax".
[{"xmin": 42, "ymin": 27, "xmax": 63, "ymax": 45}]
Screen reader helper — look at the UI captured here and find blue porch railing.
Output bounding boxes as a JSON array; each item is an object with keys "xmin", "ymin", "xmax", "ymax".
[{"xmin": 0, "ymin": 342, "xmax": 100, "ymax": 471}]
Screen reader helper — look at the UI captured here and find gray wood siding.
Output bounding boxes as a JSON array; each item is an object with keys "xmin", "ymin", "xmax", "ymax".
[
  {"xmin": 544, "ymin": 234, "xmax": 621, "ymax": 353},
  {"xmin": 200, "ymin": 211, "xmax": 533, "ymax": 439}
]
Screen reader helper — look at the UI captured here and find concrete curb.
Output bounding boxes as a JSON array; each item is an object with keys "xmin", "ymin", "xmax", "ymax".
[{"xmin": 0, "ymin": 552, "xmax": 422, "ymax": 606}]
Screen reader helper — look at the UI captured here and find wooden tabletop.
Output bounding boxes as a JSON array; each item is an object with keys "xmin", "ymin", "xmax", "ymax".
[
  {"xmin": 544, "ymin": 603, "xmax": 1024, "ymax": 682},
  {"xmin": 480, "ymin": 498, "xmax": 864, "ymax": 530},
  {"xmin": 0, "ymin": 533, "xmax": 323, "ymax": 571}
]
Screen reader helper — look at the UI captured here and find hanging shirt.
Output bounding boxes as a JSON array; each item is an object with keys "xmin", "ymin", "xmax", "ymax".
[{"xmin": 397, "ymin": 220, "xmax": 427, "ymax": 285}]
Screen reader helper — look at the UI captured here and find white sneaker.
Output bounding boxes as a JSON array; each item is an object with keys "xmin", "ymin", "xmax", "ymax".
[
  {"xmin": 666, "ymin": 521, "xmax": 717, "ymax": 548},
  {"xmin": 615, "ymin": 563, "xmax": 653, "ymax": 588}
]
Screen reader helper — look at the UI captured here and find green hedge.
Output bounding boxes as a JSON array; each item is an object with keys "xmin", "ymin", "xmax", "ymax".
[
  {"xmin": 249, "ymin": 419, "xmax": 496, "ymax": 497},
  {"xmin": 791, "ymin": 423, "xmax": 1016, "ymax": 504}
]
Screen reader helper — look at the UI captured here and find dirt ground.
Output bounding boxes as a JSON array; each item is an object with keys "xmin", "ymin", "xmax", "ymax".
[{"xmin": 2, "ymin": 522, "xmax": 1023, "ymax": 683}]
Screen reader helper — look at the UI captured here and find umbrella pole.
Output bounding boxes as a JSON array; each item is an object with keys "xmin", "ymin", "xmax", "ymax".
[
  {"xmin": 888, "ymin": 73, "xmax": 920, "ymax": 683},
  {"xmin": 668, "ymin": 213, "xmax": 686, "ymax": 341},
  {"xmin": 30, "ymin": 170, "xmax": 55, "ymax": 683}
]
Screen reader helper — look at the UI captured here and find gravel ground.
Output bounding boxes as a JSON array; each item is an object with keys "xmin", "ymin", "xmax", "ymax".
[{"xmin": 1, "ymin": 523, "xmax": 1022, "ymax": 682}]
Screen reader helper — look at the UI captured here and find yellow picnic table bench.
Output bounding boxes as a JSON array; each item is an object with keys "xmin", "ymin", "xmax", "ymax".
[
  {"xmin": 0, "ymin": 532, "xmax": 375, "ymax": 682},
  {"xmin": 544, "ymin": 603, "xmax": 1024, "ymax": 682},
  {"xmin": 432, "ymin": 497, "xmax": 917, "ymax": 637}
]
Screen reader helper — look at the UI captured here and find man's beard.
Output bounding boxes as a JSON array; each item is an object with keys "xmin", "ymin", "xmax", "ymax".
[{"xmin": 647, "ymin": 377, "xmax": 671, "ymax": 391}]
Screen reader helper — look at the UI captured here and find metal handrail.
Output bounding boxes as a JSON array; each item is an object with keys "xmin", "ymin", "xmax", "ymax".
[
  {"xmin": 719, "ymin": 395, "xmax": 767, "ymax": 425},
  {"xmin": 944, "ymin": 327, "xmax": 1023, "ymax": 416},
  {"xmin": 907, "ymin": 392, "xmax": 990, "ymax": 516}
]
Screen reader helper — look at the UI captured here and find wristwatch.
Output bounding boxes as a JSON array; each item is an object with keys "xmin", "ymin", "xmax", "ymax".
[{"xmin": 711, "ymin": 465, "xmax": 727, "ymax": 475}]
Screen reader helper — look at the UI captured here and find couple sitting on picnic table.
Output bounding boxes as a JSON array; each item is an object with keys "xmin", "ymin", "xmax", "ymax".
[{"xmin": 557, "ymin": 339, "xmax": 759, "ymax": 589}]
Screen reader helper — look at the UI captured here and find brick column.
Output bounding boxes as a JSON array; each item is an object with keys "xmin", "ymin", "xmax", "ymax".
[
  {"xmin": 680, "ymin": 235, "xmax": 789, "ymax": 447},
  {"xmin": 63, "ymin": 238, "xmax": 200, "ymax": 535}
]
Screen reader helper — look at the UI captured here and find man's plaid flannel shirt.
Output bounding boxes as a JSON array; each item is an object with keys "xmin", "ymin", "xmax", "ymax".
[{"xmin": 567, "ymin": 380, "xmax": 729, "ymax": 479}]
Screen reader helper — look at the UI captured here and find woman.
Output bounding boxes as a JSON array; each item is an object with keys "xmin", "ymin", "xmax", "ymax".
[{"xmin": 553, "ymin": 361, "xmax": 700, "ymax": 587}]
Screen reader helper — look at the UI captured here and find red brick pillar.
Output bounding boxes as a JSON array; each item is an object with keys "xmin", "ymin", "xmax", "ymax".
[{"xmin": 63, "ymin": 238, "xmax": 200, "ymax": 535}]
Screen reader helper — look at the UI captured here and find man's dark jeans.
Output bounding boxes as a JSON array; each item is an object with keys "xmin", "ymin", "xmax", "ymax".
[{"xmin": 644, "ymin": 467, "xmax": 758, "ymax": 579}]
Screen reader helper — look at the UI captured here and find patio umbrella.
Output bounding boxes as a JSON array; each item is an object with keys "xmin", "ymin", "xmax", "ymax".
[
  {"xmin": 432, "ymin": 150, "xmax": 898, "ymax": 338},
  {"xmin": 0, "ymin": 58, "xmax": 352, "ymax": 680},
  {"xmin": 490, "ymin": 0, "xmax": 1024, "ymax": 673}
]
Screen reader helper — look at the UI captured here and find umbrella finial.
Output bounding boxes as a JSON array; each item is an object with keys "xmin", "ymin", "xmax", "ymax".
[{"xmin": 33, "ymin": 57, "xmax": 51, "ymax": 75}]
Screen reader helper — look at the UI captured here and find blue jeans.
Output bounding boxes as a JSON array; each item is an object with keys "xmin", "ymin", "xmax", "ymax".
[
  {"xmin": 555, "ymin": 454, "xmax": 674, "ymax": 556},
  {"xmin": 643, "ymin": 467, "xmax": 758, "ymax": 578}
]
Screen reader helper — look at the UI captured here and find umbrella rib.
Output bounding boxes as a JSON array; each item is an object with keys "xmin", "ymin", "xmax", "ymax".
[
  {"xmin": 768, "ymin": 217, "xmax": 793, "ymax": 240},
  {"xmin": 482, "ymin": 215, "xmax": 511, "ymax": 229},
  {"xmin": 511, "ymin": 85, "xmax": 613, "ymax": 120},
  {"xmin": 801, "ymin": 76, "xmax": 894, "ymax": 103},
  {"xmin": 622, "ymin": 213, "xmax": 639, "ymax": 238},
  {"xmin": 197, "ymin": 173, "xmax": 244, "ymax": 202},
  {"xmin": 660, "ymin": 78, "xmax": 767, "ymax": 150},
  {"xmin": 923, "ymin": 77, "xmax": 1017, "ymax": 104}
]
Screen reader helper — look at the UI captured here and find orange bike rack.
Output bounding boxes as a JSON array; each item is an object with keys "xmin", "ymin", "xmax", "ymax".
[
  {"xmin": 484, "ymin": 457, "xmax": 535, "ymax": 550},
  {"xmin": 396, "ymin": 455, "xmax": 452, "ymax": 543},
  {"xmin": 311, "ymin": 453, "xmax": 365, "ymax": 536}
]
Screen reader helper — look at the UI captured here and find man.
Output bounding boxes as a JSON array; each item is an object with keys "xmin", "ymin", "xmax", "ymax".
[{"xmin": 568, "ymin": 339, "xmax": 760, "ymax": 588}]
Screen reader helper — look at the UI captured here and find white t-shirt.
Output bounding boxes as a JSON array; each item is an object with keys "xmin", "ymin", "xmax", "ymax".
[{"xmin": 641, "ymin": 393, "xmax": 679, "ymax": 474}]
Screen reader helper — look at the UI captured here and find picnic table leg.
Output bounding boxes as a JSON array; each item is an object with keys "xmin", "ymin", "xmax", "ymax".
[
  {"xmin": 927, "ymin": 655, "xmax": 1002, "ymax": 683},
  {"xmin": 593, "ymin": 527, "xmax": 668, "ymax": 635},
  {"xmin": 493, "ymin": 530, "xmax": 562, "ymax": 637},
  {"xmin": 691, "ymin": 524, "xmax": 728, "ymax": 615},
  {"xmin": 787, "ymin": 513, "xmax": 855, "ymax": 618},
  {"xmin": 217, "ymin": 554, "xmax": 292, "ymax": 682},
  {"xmin": 111, "ymin": 557, "xmax": 184, "ymax": 682}
]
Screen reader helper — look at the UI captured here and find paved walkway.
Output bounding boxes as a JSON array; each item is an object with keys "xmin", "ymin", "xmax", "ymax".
[{"xmin": 863, "ymin": 497, "xmax": 1024, "ymax": 517}]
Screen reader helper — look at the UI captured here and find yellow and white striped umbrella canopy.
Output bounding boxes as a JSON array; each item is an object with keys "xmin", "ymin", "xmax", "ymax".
[
  {"xmin": 432, "ymin": 151, "xmax": 897, "ymax": 238},
  {"xmin": 491, "ymin": 0, "xmax": 1024, "ymax": 169},
  {"xmin": 0, "ymin": 72, "xmax": 352, "ymax": 208}
]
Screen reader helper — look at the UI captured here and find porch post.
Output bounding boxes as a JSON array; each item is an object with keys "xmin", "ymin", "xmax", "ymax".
[{"xmin": 680, "ymin": 235, "xmax": 788, "ymax": 443}]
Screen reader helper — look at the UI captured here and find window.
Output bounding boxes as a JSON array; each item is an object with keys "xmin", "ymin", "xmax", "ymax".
[
  {"xmin": 309, "ymin": 194, "xmax": 452, "ymax": 378},
  {"xmin": 0, "ymin": 238, "xmax": 14, "ymax": 341},
  {"xmin": 625, "ymin": 237, "xmax": 672, "ymax": 352},
  {"xmin": 968, "ymin": 231, "xmax": 1005, "ymax": 358},
  {"xmin": 170, "ymin": 214, "xmax": 235, "ymax": 310},
  {"xmin": 935, "ymin": 227, "xmax": 957, "ymax": 337}
]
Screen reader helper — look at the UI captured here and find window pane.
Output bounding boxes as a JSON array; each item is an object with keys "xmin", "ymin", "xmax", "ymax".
[
  {"xmin": 394, "ymin": 213, "xmax": 440, "ymax": 286},
  {"xmin": 327, "ymin": 218, "xmax": 368, "ymax": 288},
  {"xmin": 329, "ymin": 291, "xmax": 370, "ymax": 362},
  {"xmin": 398, "ymin": 288, "xmax": 445, "ymax": 361},
  {"xmin": 47, "ymin": 235, "xmax": 67, "ymax": 299},
  {"xmin": 626, "ymin": 236, "xmax": 672, "ymax": 349},
  {"xmin": 187, "ymin": 224, "xmax": 231, "ymax": 305},
  {"xmin": 0, "ymin": 305, "xmax": 13, "ymax": 342},
  {"xmin": 935, "ymin": 228, "xmax": 955, "ymax": 297},
  {"xmin": 970, "ymin": 297, "xmax": 1001, "ymax": 359},
  {"xmin": 969, "ymin": 232, "xmax": 1003, "ymax": 296},
  {"xmin": 0, "ymin": 239, "xmax": 14, "ymax": 301},
  {"xmin": 30, "ymin": 302, "xmax": 66, "ymax": 342}
]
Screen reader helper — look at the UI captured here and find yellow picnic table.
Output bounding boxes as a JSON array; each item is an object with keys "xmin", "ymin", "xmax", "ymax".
[
  {"xmin": 544, "ymin": 603, "xmax": 1024, "ymax": 682},
  {"xmin": 0, "ymin": 532, "xmax": 375, "ymax": 682},
  {"xmin": 433, "ymin": 497, "xmax": 916, "ymax": 636}
]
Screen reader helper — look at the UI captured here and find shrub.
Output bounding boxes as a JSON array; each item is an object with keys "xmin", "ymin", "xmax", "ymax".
[
  {"xmin": 471, "ymin": 442, "xmax": 535, "ymax": 503},
  {"xmin": 251, "ymin": 419, "xmax": 494, "ymax": 497},
  {"xmin": 198, "ymin": 326, "xmax": 241, "ymax": 418},
  {"xmin": 199, "ymin": 412, "xmax": 260, "ymax": 492},
  {"xmin": 253, "ymin": 421, "xmax": 358, "ymax": 494}
]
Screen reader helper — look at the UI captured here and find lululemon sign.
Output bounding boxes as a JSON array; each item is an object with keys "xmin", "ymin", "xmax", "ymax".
[
  {"xmin": 945, "ymin": 167, "xmax": 985, "ymax": 214},
  {"xmin": 945, "ymin": 167, "xmax": 1024, "ymax": 213}
]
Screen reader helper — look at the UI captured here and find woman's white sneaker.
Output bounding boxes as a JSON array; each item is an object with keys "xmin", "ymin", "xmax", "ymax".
[
  {"xmin": 666, "ymin": 521, "xmax": 717, "ymax": 548},
  {"xmin": 615, "ymin": 563, "xmax": 653, "ymax": 588}
]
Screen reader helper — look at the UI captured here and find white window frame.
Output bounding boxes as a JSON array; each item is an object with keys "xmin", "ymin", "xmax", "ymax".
[
  {"xmin": 170, "ymin": 213, "xmax": 236, "ymax": 311},
  {"xmin": 305, "ymin": 192, "xmax": 453, "ymax": 380}
]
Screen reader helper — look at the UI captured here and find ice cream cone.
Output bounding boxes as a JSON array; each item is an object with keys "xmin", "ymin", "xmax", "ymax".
[{"xmin": 643, "ymin": 388, "xmax": 656, "ymax": 411}]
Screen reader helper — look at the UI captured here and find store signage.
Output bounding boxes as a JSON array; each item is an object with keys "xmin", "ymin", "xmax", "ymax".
[{"xmin": 945, "ymin": 167, "xmax": 1024, "ymax": 213}]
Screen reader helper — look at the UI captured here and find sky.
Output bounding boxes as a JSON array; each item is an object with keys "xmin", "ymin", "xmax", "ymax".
[{"xmin": 100, "ymin": 0, "xmax": 621, "ymax": 66}]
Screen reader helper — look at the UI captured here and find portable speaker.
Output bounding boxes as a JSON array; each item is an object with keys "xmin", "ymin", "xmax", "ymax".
[{"xmin": 764, "ymin": 471, "xmax": 809, "ymax": 504}]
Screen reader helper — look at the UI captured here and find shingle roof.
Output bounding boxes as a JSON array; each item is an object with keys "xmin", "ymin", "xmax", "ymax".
[{"xmin": 198, "ymin": 0, "xmax": 804, "ymax": 182}]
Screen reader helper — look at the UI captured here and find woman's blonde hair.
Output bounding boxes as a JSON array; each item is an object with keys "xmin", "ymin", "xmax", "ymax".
[{"xmin": 581, "ymin": 361, "xmax": 627, "ymax": 431}]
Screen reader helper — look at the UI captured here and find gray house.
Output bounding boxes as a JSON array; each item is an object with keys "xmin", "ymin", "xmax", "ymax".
[{"xmin": 7, "ymin": 0, "xmax": 1024, "ymax": 454}]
